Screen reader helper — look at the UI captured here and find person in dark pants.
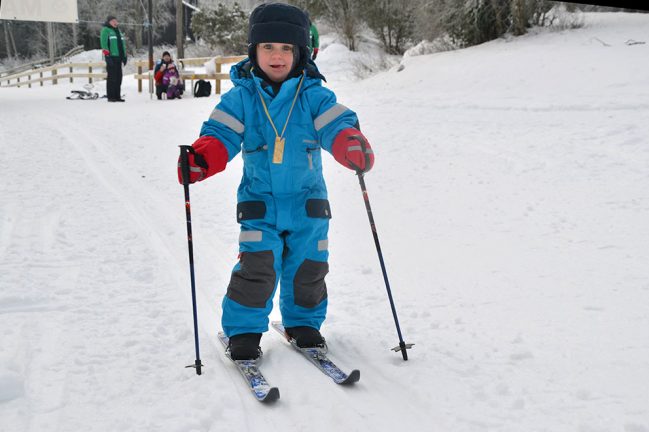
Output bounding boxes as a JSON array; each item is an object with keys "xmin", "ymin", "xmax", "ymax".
[{"xmin": 100, "ymin": 15, "xmax": 127, "ymax": 102}]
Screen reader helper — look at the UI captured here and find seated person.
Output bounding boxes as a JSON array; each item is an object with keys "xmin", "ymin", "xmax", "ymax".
[{"xmin": 154, "ymin": 51, "xmax": 184, "ymax": 99}]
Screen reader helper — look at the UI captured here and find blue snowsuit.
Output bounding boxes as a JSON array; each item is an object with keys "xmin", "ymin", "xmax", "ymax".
[{"xmin": 199, "ymin": 59, "xmax": 359, "ymax": 337}]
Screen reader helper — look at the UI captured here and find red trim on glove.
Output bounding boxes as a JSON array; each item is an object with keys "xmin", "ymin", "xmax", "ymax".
[{"xmin": 332, "ymin": 128, "xmax": 374, "ymax": 173}]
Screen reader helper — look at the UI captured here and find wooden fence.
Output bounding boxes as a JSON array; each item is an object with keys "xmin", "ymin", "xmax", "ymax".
[
  {"xmin": 0, "ymin": 62, "xmax": 106, "ymax": 88},
  {"xmin": 0, "ymin": 45, "xmax": 85, "ymax": 79},
  {"xmin": 0, "ymin": 54, "xmax": 247, "ymax": 95},
  {"xmin": 134, "ymin": 55, "xmax": 247, "ymax": 95}
]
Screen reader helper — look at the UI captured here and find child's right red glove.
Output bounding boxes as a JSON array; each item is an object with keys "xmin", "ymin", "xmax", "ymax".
[
  {"xmin": 102, "ymin": 49, "xmax": 110, "ymax": 57},
  {"xmin": 177, "ymin": 136, "xmax": 229, "ymax": 184}
]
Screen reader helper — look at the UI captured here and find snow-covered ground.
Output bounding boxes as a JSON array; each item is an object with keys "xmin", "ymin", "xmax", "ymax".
[{"xmin": 1, "ymin": 12, "xmax": 648, "ymax": 432}]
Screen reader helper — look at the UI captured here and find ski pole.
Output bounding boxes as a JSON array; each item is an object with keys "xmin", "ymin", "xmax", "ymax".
[
  {"xmin": 347, "ymin": 135, "xmax": 414, "ymax": 361},
  {"xmin": 179, "ymin": 145, "xmax": 203, "ymax": 375}
]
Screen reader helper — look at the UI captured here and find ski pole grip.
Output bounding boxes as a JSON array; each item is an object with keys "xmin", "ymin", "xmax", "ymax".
[
  {"xmin": 178, "ymin": 145, "xmax": 193, "ymax": 186},
  {"xmin": 347, "ymin": 134, "xmax": 372, "ymax": 176}
]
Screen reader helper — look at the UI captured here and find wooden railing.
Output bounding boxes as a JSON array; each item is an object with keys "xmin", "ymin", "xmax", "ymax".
[
  {"xmin": 134, "ymin": 55, "xmax": 247, "ymax": 95},
  {"xmin": 0, "ymin": 62, "xmax": 106, "ymax": 88},
  {"xmin": 0, "ymin": 45, "xmax": 85, "ymax": 78}
]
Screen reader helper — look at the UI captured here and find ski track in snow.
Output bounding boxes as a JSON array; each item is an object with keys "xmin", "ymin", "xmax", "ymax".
[{"xmin": 1, "ymin": 12, "xmax": 649, "ymax": 432}]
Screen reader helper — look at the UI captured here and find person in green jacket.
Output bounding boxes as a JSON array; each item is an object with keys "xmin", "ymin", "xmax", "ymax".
[
  {"xmin": 306, "ymin": 14, "xmax": 319, "ymax": 60},
  {"xmin": 100, "ymin": 15, "xmax": 127, "ymax": 102}
]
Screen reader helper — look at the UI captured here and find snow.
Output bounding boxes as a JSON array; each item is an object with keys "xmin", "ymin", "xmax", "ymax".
[
  {"xmin": 66, "ymin": 49, "xmax": 105, "ymax": 64},
  {"xmin": 1, "ymin": 12, "xmax": 649, "ymax": 432}
]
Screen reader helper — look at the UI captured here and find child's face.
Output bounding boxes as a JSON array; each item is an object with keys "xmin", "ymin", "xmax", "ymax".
[{"xmin": 256, "ymin": 43, "xmax": 294, "ymax": 83}]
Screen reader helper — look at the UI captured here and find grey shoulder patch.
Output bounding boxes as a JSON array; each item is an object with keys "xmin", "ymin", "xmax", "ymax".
[
  {"xmin": 314, "ymin": 103, "xmax": 348, "ymax": 131},
  {"xmin": 209, "ymin": 108, "xmax": 245, "ymax": 134}
]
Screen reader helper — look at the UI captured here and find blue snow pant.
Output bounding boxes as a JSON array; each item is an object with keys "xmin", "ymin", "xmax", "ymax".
[{"xmin": 221, "ymin": 192, "xmax": 331, "ymax": 337}]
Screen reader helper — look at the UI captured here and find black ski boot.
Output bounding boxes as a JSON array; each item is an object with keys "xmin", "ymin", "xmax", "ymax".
[
  {"xmin": 228, "ymin": 333, "xmax": 262, "ymax": 360},
  {"xmin": 285, "ymin": 326, "xmax": 325, "ymax": 348}
]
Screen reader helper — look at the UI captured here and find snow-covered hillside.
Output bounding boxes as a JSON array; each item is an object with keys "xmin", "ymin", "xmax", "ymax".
[{"xmin": 1, "ymin": 12, "xmax": 648, "ymax": 432}]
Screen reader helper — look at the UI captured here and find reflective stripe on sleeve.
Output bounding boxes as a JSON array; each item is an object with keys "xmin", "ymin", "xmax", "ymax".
[
  {"xmin": 317, "ymin": 239, "xmax": 328, "ymax": 251},
  {"xmin": 209, "ymin": 108, "xmax": 245, "ymax": 134},
  {"xmin": 314, "ymin": 103, "xmax": 348, "ymax": 131}
]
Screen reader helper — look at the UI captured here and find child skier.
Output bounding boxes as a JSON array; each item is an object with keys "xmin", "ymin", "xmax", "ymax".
[{"xmin": 178, "ymin": 2, "xmax": 374, "ymax": 360}]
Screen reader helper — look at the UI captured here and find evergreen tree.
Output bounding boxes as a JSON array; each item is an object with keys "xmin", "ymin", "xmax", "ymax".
[{"xmin": 190, "ymin": 3, "xmax": 248, "ymax": 55}]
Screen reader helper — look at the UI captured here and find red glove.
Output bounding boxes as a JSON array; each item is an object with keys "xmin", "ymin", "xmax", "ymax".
[
  {"xmin": 332, "ymin": 128, "xmax": 374, "ymax": 173},
  {"xmin": 102, "ymin": 49, "xmax": 110, "ymax": 57},
  {"xmin": 177, "ymin": 136, "xmax": 229, "ymax": 184},
  {"xmin": 312, "ymin": 48, "xmax": 319, "ymax": 60}
]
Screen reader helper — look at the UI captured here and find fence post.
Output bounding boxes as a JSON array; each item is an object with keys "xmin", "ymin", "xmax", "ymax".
[
  {"xmin": 28, "ymin": 75, "xmax": 31, "ymax": 88},
  {"xmin": 52, "ymin": 68, "xmax": 58, "ymax": 85},
  {"xmin": 89, "ymin": 65, "xmax": 93, "ymax": 84},
  {"xmin": 40, "ymin": 71, "xmax": 43, "ymax": 86},
  {"xmin": 17, "ymin": 76, "xmax": 20, "ymax": 88},
  {"xmin": 215, "ymin": 57, "xmax": 221, "ymax": 95},
  {"xmin": 70, "ymin": 66, "xmax": 73, "ymax": 83},
  {"xmin": 138, "ymin": 63, "xmax": 142, "ymax": 93}
]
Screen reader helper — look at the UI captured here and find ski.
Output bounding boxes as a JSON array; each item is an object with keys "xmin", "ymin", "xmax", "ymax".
[
  {"xmin": 217, "ymin": 332, "xmax": 280, "ymax": 403},
  {"xmin": 271, "ymin": 321, "xmax": 360, "ymax": 385}
]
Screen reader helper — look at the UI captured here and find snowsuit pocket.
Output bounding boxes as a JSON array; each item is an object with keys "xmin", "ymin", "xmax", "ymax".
[
  {"xmin": 226, "ymin": 251, "xmax": 276, "ymax": 308},
  {"xmin": 293, "ymin": 259, "xmax": 329, "ymax": 308},
  {"xmin": 305, "ymin": 199, "xmax": 331, "ymax": 219},
  {"xmin": 237, "ymin": 201, "xmax": 266, "ymax": 222}
]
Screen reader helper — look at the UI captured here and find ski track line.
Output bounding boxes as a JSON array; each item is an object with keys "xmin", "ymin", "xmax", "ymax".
[
  {"xmin": 0, "ymin": 201, "xmax": 18, "ymax": 260},
  {"xmin": 40, "ymin": 115, "xmax": 228, "ymax": 340},
  {"xmin": 48, "ymin": 110, "xmax": 237, "ymax": 289},
  {"xmin": 40, "ymin": 112, "xmax": 278, "ymax": 417}
]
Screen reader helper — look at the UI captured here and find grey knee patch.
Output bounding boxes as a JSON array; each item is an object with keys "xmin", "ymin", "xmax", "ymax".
[
  {"xmin": 293, "ymin": 259, "xmax": 328, "ymax": 308},
  {"xmin": 227, "ymin": 251, "xmax": 276, "ymax": 308}
]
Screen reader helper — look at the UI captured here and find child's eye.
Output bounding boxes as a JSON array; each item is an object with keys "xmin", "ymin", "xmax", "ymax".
[
  {"xmin": 281, "ymin": 45, "xmax": 293, "ymax": 52},
  {"xmin": 261, "ymin": 44, "xmax": 273, "ymax": 50}
]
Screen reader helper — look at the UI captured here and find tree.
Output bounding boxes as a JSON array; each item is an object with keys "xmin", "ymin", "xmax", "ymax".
[
  {"xmin": 364, "ymin": 0, "xmax": 416, "ymax": 54},
  {"xmin": 190, "ymin": 2, "xmax": 249, "ymax": 55},
  {"xmin": 286, "ymin": 0, "xmax": 328, "ymax": 18},
  {"xmin": 320, "ymin": 0, "xmax": 364, "ymax": 51}
]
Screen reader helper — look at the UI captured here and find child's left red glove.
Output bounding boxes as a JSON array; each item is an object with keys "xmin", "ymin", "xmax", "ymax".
[{"xmin": 332, "ymin": 128, "xmax": 374, "ymax": 173}]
